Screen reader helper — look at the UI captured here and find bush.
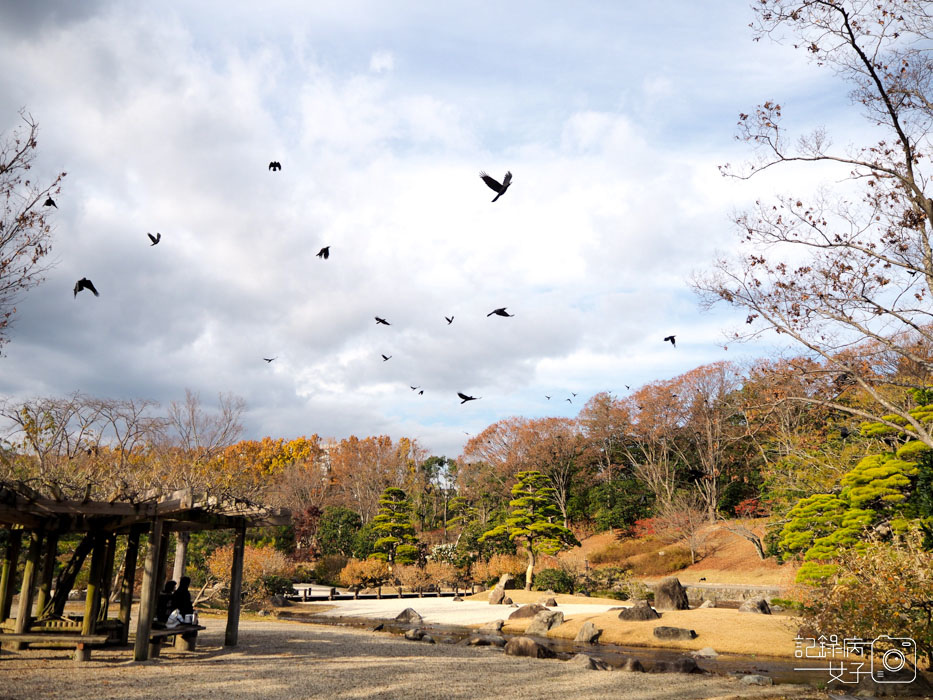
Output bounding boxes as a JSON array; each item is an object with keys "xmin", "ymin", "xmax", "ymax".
[
  {"xmin": 312, "ymin": 555, "xmax": 348, "ymax": 587},
  {"xmin": 580, "ymin": 565, "xmax": 647, "ymax": 600},
  {"xmin": 799, "ymin": 531, "xmax": 932, "ymax": 670},
  {"xmin": 532, "ymin": 568, "xmax": 574, "ymax": 594},
  {"xmin": 588, "ymin": 539, "xmax": 658, "ymax": 566},
  {"xmin": 339, "ymin": 558, "xmax": 390, "ymax": 597},
  {"xmin": 629, "ymin": 546, "xmax": 693, "ymax": 576},
  {"xmin": 205, "ymin": 543, "xmax": 295, "ymax": 608},
  {"xmin": 395, "ymin": 564, "xmax": 432, "ymax": 595},
  {"xmin": 471, "ymin": 553, "xmax": 526, "ymax": 586}
]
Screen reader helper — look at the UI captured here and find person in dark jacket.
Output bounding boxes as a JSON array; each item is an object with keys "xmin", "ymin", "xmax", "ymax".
[
  {"xmin": 155, "ymin": 580, "xmax": 176, "ymax": 626},
  {"xmin": 171, "ymin": 576, "xmax": 194, "ymax": 617}
]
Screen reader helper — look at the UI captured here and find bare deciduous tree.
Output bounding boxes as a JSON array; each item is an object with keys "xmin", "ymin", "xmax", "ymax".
[
  {"xmin": 0, "ymin": 111, "xmax": 66, "ymax": 348},
  {"xmin": 695, "ymin": 0, "xmax": 933, "ymax": 446}
]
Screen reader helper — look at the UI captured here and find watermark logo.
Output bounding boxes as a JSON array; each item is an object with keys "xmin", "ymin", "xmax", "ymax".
[{"xmin": 794, "ymin": 634, "xmax": 917, "ymax": 684}]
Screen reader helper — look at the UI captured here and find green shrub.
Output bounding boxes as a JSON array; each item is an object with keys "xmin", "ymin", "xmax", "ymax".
[
  {"xmin": 312, "ymin": 555, "xmax": 348, "ymax": 587},
  {"xmin": 629, "ymin": 546, "xmax": 693, "ymax": 576},
  {"xmin": 532, "ymin": 568, "xmax": 574, "ymax": 594},
  {"xmin": 591, "ymin": 590, "xmax": 628, "ymax": 601}
]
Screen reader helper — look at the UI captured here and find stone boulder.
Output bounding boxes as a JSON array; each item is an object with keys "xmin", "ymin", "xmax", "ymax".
[
  {"xmin": 488, "ymin": 588, "xmax": 506, "ymax": 605},
  {"xmin": 653, "ymin": 577, "xmax": 689, "ymax": 610},
  {"xmin": 502, "ymin": 597, "xmax": 514, "ymax": 606},
  {"xmin": 617, "ymin": 601, "xmax": 660, "ymax": 621},
  {"xmin": 650, "ymin": 657, "xmax": 701, "ymax": 674},
  {"xmin": 693, "ymin": 647, "xmax": 718, "ymax": 658},
  {"xmin": 508, "ymin": 604, "xmax": 547, "ymax": 619},
  {"xmin": 395, "ymin": 608, "xmax": 424, "ymax": 624},
  {"xmin": 452, "ymin": 595, "xmax": 463, "ymax": 602},
  {"xmin": 537, "ymin": 596, "xmax": 557, "ymax": 607},
  {"xmin": 698, "ymin": 600, "xmax": 715, "ymax": 609},
  {"xmin": 270, "ymin": 594, "xmax": 291, "ymax": 607},
  {"xmin": 574, "ymin": 621, "xmax": 602, "ymax": 644},
  {"xmin": 737, "ymin": 598, "xmax": 771, "ymax": 615},
  {"xmin": 567, "ymin": 654, "xmax": 612, "ymax": 671},
  {"xmin": 404, "ymin": 628, "xmax": 424, "ymax": 641},
  {"xmin": 652, "ymin": 626, "xmax": 697, "ymax": 641},
  {"xmin": 480, "ymin": 619, "xmax": 504, "ymax": 633},
  {"xmin": 420, "ymin": 634, "xmax": 436, "ymax": 644},
  {"xmin": 525, "ymin": 610, "xmax": 564, "ymax": 636},
  {"xmin": 618, "ymin": 657, "xmax": 646, "ymax": 673},
  {"xmin": 740, "ymin": 675, "xmax": 772, "ymax": 686},
  {"xmin": 67, "ymin": 589, "xmax": 86, "ymax": 601},
  {"xmin": 504, "ymin": 637, "xmax": 556, "ymax": 659}
]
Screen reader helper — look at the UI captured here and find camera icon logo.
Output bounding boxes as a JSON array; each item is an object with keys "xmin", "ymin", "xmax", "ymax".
[{"xmin": 870, "ymin": 636, "xmax": 917, "ymax": 683}]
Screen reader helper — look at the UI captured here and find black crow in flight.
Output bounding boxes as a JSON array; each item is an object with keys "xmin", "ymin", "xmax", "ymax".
[
  {"xmin": 317, "ymin": 246, "xmax": 330, "ymax": 259},
  {"xmin": 479, "ymin": 170, "xmax": 512, "ymax": 202},
  {"xmin": 147, "ymin": 232, "xmax": 161, "ymax": 246},
  {"xmin": 566, "ymin": 398, "xmax": 572, "ymax": 403},
  {"xmin": 44, "ymin": 196, "xmax": 57, "ymax": 208},
  {"xmin": 264, "ymin": 357, "xmax": 276, "ymax": 363},
  {"xmin": 545, "ymin": 395, "xmax": 551, "ymax": 400},
  {"xmin": 375, "ymin": 317, "xmax": 390, "ymax": 325},
  {"xmin": 268, "ymin": 161, "xmax": 282, "ymax": 171},
  {"xmin": 458, "ymin": 392, "xmax": 480, "ymax": 404},
  {"xmin": 382, "ymin": 354, "xmax": 392, "ymax": 361},
  {"xmin": 418, "ymin": 390, "xmax": 424, "ymax": 395},
  {"xmin": 73, "ymin": 278, "xmax": 99, "ymax": 297},
  {"xmin": 487, "ymin": 307, "xmax": 514, "ymax": 317},
  {"xmin": 445, "ymin": 316, "xmax": 454, "ymax": 325},
  {"xmin": 664, "ymin": 335, "xmax": 676, "ymax": 347}
]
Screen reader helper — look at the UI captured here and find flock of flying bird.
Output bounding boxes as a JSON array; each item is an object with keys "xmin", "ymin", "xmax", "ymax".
[{"xmin": 55, "ymin": 162, "xmax": 677, "ymax": 409}]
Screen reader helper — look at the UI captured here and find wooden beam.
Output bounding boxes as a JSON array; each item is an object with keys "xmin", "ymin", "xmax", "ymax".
[
  {"xmin": 133, "ymin": 519, "xmax": 163, "ymax": 661},
  {"xmin": 34, "ymin": 531, "xmax": 59, "ymax": 619},
  {"xmin": 13, "ymin": 532, "xmax": 42, "ymax": 645},
  {"xmin": 155, "ymin": 528, "xmax": 170, "ymax": 591},
  {"xmin": 81, "ymin": 533, "xmax": 107, "ymax": 639},
  {"xmin": 0, "ymin": 529, "xmax": 22, "ymax": 622},
  {"xmin": 118, "ymin": 528, "xmax": 141, "ymax": 645},
  {"xmin": 224, "ymin": 521, "xmax": 246, "ymax": 647}
]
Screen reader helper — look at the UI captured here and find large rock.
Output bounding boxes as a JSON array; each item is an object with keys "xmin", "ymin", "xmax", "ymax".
[
  {"xmin": 653, "ymin": 577, "xmax": 689, "ymax": 610},
  {"xmin": 270, "ymin": 594, "xmax": 291, "ymax": 607},
  {"xmin": 537, "ymin": 596, "xmax": 557, "ymax": 607},
  {"xmin": 698, "ymin": 600, "xmax": 715, "ymax": 609},
  {"xmin": 502, "ymin": 597, "xmax": 514, "ymax": 605},
  {"xmin": 650, "ymin": 657, "xmax": 701, "ymax": 674},
  {"xmin": 395, "ymin": 608, "xmax": 423, "ymax": 624},
  {"xmin": 404, "ymin": 628, "xmax": 424, "ymax": 641},
  {"xmin": 567, "ymin": 654, "xmax": 611, "ymax": 671},
  {"xmin": 740, "ymin": 675, "xmax": 772, "ymax": 686},
  {"xmin": 468, "ymin": 635, "xmax": 505, "ymax": 647},
  {"xmin": 525, "ymin": 610, "xmax": 564, "ymax": 636},
  {"xmin": 504, "ymin": 637, "xmax": 556, "ymax": 658},
  {"xmin": 617, "ymin": 601, "xmax": 661, "ymax": 621},
  {"xmin": 574, "ymin": 621, "xmax": 602, "ymax": 644},
  {"xmin": 737, "ymin": 598, "xmax": 771, "ymax": 615},
  {"xmin": 508, "ymin": 604, "xmax": 547, "ymax": 619},
  {"xmin": 653, "ymin": 626, "xmax": 697, "ymax": 641},
  {"xmin": 488, "ymin": 588, "xmax": 506, "ymax": 605},
  {"xmin": 618, "ymin": 657, "xmax": 646, "ymax": 673},
  {"xmin": 693, "ymin": 647, "xmax": 718, "ymax": 658},
  {"xmin": 420, "ymin": 634, "xmax": 436, "ymax": 644},
  {"xmin": 480, "ymin": 619, "xmax": 504, "ymax": 633}
]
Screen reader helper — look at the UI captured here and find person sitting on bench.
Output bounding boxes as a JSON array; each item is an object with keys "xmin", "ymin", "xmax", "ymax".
[
  {"xmin": 171, "ymin": 576, "xmax": 194, "ymax": 621},
  {"xmin": 154, "ymin": 580, "xmax": 176, "ymax": 627}
]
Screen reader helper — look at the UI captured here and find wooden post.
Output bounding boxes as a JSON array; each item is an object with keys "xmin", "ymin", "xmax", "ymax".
[
  {"xmin": 98, "ymin": 533, "xmax": 117, "ymax": 620},
  {"xmin": 118, "ymin": 528, "xmax": 141, "ymax": 645},
  {"xmin": 12, "ymin": 532, "xmax": 43, "ymax": 647},
  {"xmin": 0, "ymin": 529, "xmax": 23, "ymax": 622},
  {"xmin": 171, "ymin": 530, "xmax": 189, "ymax": 582},
  {"xmin": 81, "ymin": 534, "xmax": 106, "ymax": 634},
  {"xmin": 224, "ymin": 521, "xmax": 246, "ymax": 647},
  {"xmin": 34, "ymin": 531, "xmax": 59, "ymax": 619},
  {"xmin": 133, "ymin": 519, "xmax": 163, "ymax": 662},
  {"xmin": 155, "ymin": 528, "xmax": 171, "ymax": 591}
]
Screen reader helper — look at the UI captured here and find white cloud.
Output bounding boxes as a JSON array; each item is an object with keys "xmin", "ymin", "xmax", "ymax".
[{"xmin": 369, "ymin": 50, "xmax": 395, "ymax": 74}]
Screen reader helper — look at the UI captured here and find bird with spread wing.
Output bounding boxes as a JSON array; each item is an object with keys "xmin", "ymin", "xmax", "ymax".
[{"xmin": 479, "ymin": 170, "xmax": 512, "ymax": 202}]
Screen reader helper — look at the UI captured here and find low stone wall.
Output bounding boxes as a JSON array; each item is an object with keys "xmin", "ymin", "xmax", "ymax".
[{"xmin": 683, "ymin": 583, "xmax": 784, "ymax": 605}]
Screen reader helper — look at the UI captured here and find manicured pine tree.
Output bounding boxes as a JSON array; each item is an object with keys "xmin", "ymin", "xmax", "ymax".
[
  {"xmin": 478, "ymin": 470, "xmax": 579, "ymax": 590},
  {"xmin": 371, "ymin": 487, "xmax": 419, "ymax": 565}
]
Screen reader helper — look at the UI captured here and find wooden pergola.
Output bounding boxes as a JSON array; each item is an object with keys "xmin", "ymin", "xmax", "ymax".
[{"xmin": 0, "ymin": 484, "xmax": 289, "ymax": 661}]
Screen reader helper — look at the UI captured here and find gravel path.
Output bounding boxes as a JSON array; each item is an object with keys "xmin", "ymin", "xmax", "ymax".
[{"xmin": 2, "ymin": 616, "xmax": 826, "ymax": 700}]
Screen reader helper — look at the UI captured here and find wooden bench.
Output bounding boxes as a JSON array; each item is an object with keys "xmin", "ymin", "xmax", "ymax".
[
  {"xmin": 147, "ymin": 624, "xmax": 206, "ymax": 657},
  {"xmin": 0, "ymin": 632, "xmax": 110, "ymax": 662}
]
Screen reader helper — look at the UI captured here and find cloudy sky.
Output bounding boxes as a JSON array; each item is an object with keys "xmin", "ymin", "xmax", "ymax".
[{"xmin": 0, "ymin": 1, "xmax": 859, "ymax": 457}]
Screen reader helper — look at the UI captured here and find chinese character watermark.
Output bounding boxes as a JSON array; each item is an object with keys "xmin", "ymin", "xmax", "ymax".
[{"xmin": 794, "ymin": 634, "xmax": 917, "ymax": 684}]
